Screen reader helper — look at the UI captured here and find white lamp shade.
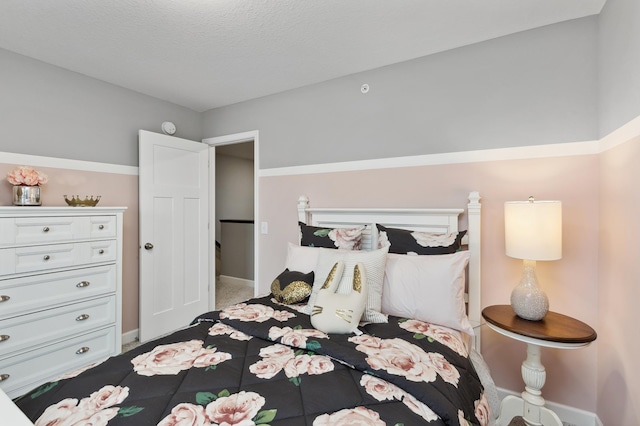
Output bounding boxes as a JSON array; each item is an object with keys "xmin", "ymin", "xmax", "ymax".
[{"xmin": 504, "ymin": 200, "xmax": 562, "ymax": 261}]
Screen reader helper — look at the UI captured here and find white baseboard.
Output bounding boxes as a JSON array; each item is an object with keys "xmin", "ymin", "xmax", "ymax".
[
  {"xmin": 122, "ymin": 329, "xmax": 139, "ymax": 345},
  {"xmin": 497, "ymin": 388, "xmax": 602, "ymax": 426},
  {"xmin": 219, "ymin": 275, "xmax": 254, "ymax": 288}
]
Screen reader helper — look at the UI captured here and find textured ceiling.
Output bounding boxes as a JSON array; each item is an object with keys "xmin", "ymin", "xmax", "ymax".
[{"xmin": 0, "ymin": 1, "xmax": 606, "ymax": 112}]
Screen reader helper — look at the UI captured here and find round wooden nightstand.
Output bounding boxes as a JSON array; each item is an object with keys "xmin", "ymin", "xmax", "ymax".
[{"xmin": 482, "ymin": 305, "xmax": 596, "ymax": 426}]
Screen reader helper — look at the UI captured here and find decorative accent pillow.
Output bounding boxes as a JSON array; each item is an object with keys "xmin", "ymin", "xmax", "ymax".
[
  {"xmin": 270, "ymin": 269, "xmax": 314, "ymax": 304},
  {"xmin": 381, "ymin": 251, "xmax": 473, "ymax": 335},
  {"xmin": 284, "ymin": 243, "xmax": 321, "ymax": 273},
  {"xmin": 302, "ymin": 246, "xmax": 389, "ymax": 323},
  {"xmin": 377, "ymin": 224, "xmax": 467, "ymax": 255},
  {"xmin": 299, "ymin": 222, "xmax": 365, "ymax": 250},
  {"xmin": 311, "ymin": 262, "xmax": 368, "ymax": 334}
]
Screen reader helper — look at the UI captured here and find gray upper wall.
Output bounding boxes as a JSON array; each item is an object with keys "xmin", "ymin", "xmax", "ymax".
[
  {"xmin": 0, "ymin": 49, "xmax": 203, "ymax": 167},
  {"xmin": 598, "ymin": 0, "xmax": 640, "ymax": 136},
  {"xmin": 5, "ymin": 8, "xmax": 639, "ymax": 169},
  {"xmin": 202, "ymin": 16, "xmax": 599, "ymax": 169}
]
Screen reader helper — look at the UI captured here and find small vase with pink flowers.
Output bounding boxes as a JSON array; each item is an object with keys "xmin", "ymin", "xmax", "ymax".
[{"xmin": 6, "ymin": 166, "xmax": 48, "ymax": 206}]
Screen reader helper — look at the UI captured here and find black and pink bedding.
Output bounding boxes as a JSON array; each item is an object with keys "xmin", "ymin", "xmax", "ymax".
[{"xmin": 14, "ymin": 296, "xmax": 489, "ymax": 425}]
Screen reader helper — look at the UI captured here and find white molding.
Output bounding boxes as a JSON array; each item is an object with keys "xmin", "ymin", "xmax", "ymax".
[
  {"xmin": 260, "ymin": 113, "xmax": 640, "ymax": 177},
  {"xmin": 496, "ymin": 387, "xmax": 602, "ymax": 426},
  {"xmin": 259, "ymin": 140, "xmax": 600, "ymax": 177},
  {"xmin": 4, "ymin": 114, "xmax": 640, "ymax": 180},
  {"xmin": 0, "ymin": 151, "xmax": 139, "ymax": 175},
  {"xmin": 122, "ymin": 329, "xmax": 139, "ymax": 345},
  {"xmin": 598, "ymin": 114, "xmax": 640, "ymax": 152}
]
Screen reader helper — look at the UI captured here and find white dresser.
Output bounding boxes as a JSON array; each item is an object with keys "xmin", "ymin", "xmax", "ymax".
[{"xmin": 0, "ymin": 207, "xmax": 126, "ymax": 399}]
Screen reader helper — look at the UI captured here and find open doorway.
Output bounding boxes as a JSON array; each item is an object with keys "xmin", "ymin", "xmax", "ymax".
[
  {"xmin": 203, "ymin": 130, "xmax": 259, "ymax": 311},
  {"xmin": 214, "ymin": 141, "xmax": 255, "ymax": 309}
]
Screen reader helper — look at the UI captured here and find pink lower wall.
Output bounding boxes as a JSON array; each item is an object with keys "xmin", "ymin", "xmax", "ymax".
[
  {"xmin": 258, "ymin": 154, "xmax": 600, "ymax": 412},
  {"xmin": 0, "ymin": 163, "xmax": 140, "ymax": 335},
  {"xmin": 5, "ymin": 146, "xmax": 630, "ymax": 417},
  {"xmin": 597, "ymin": 136, "xmax": 640, "ymax": 425}
]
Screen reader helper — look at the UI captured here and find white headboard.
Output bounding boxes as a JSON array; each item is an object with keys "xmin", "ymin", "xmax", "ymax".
[{"xmin": 297, "ymin": 191, "xmax": 482, "ymax": 349}]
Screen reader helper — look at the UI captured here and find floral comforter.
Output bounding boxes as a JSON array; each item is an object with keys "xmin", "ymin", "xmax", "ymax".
[{"xmin": 14, "ymin": 296, "xmax": 489, "ymax": 426}]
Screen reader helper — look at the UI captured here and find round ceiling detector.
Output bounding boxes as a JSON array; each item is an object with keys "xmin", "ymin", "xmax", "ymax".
[{"xmin": 161, "ymin": 121, "xmax": 176, "ymax": 135}]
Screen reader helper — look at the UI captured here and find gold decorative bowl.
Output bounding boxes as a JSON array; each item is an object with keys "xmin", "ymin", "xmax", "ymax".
[{"xmin": 64, "ymin": 195, "xmax": 101, "ymax": 207}]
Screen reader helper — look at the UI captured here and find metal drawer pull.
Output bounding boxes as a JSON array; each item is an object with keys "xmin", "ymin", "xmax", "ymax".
[
  {"xmin": 43, "ymin": 255, "xmax": 51, "ymax": 261},
  {"xmin": 76, "ymin": 314, "xmax": 90, "ymax": 321},
  {"xmin": 43, "ymin": 226, "xmax": 50, "ymax": 232},
  {"xmin": 0, "ymin": 295, "xmax": 9, "ymax": 302},
  {"xmin": 0, "ymin": 374, "xmax": 9, "ymax": 382},
  {"xmin": 76, "ymin": 346, "xmax": 90, "ymax": 355},
  {"xmin": 0, "ymin": 335, "xmax": 10, "ymax": 342},
  {"xmin": 99, "ymin": 224, "xmax": 105, "ymax": 230},
  {"xmin": 98, "ymin": 249, "xmax": 105, "ymax": 254},
  {"xmin": 76, "ymin": 281, "xmax": 91, "ymax": 288}
]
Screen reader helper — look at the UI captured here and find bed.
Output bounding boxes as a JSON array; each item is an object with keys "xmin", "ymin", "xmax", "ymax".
[{"xmin": 9, "ymin": 191, "xmax": 496, "ymax": 425}]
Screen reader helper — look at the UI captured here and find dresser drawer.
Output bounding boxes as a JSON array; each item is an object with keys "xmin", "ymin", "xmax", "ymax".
[
  {"xmin": 0, "ymin": 326, "xmax": 116, "ymax": 398},
  {"xmin": 0, "ymin": 265, "xmax": 116, "ymax": 319},
  {"xmin": 0, "ymin": 296, "xmax": 115, "ymax": 355},
  {"xmin": 0, "ymin": 215, "xmax": 116, "ymax": 247},
  {"xmin": 0, "ymin": 240, "xmax": 116, "ymax": 277}
]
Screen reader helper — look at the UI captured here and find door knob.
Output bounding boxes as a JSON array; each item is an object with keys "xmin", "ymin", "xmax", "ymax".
[{"xmin": 144, "ymin": 243, "xmax": 154, "ymax": 250}]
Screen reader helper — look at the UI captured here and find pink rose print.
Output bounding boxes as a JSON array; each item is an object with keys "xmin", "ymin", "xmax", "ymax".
[
  {"xmin": 351, "ymin": 335, "xmax": 460, "ymax": 386},
  {"xmin": 205, "ymin": 391, "xmax": 265, "ymax": 425},
  {"xmin": 306, "ymin": 355, "xmax": 334, "ymax": 375},
  {"xmin": 402, "ymin": 392, "xmax": 439, "ymax": 422},
  {"xmin": 283, "ymin": 354, "xmax": 311, "ymax": 379},
  {"xmin": 220, "ymin": 303, "xmax": 276, "ymax": 322},
  {"xmin": 428, "ymin": 352, "xmax": 460, "ymax": 387},
  {"xmin": 474, "ymin": 392, "xmax": 491, "ymax": 426},
  {"xmin": 400, "ymin": 320, "xmax": 467, "ymax": 357},
  {"xmin": 131, "ymin": 340, "xmax": 231, "ymax": 376},
  {"xmin": 313, "ymin": 406, "xmax": 385, "ymax": 426},
  {"xmin": 348, "ymin": 334, "xmax": 389, "ymax": 351},
  {"xmin": 36, "ymin": 398, "xmax": 82, "ymax": 426},
  {"xmin": 364, "ymin": 338, "xmax": 438, "ymax": 383},
  {"xmin": 272, "ymin": 309, "xmax": 296, "ymax": 321},
  {"xmin": 78, "ymin": 385, "xmax": 130, "ymax": 411},
  {"xmin": 158, "ymin": 391, "xmax": 274, "ymax": 426},
  {"xmin": 220, "ymin": 303, "xmax": 295, "ymax": 323},
  {"xmin": 459, "ymin": 409, "xmax": 469, "ymax": 425},
  {"xmin": 411, "ymin": 231, "xmax": 457, "ymax": 247},
  {"xmin": 208, "ymin": 323, "xmax": 252, "ymax": 341},
  {"xmin": 359, "ymin": 375, "xmax": 439, "ymax": 422},
  {"xmin": 249, "ymin": 343, "xmax": 333, "ymax": 382},
  {"xmin": 158, "ymin": 403, "xmax": 210, "ymax": 426},
  {"xmin": 249, "ymin": 358, "xmax": 286, "ymax": 379},
  {"xmin": 328, "ymin": 226, "xmax": 364, "ymax": 250},
  {"xmin": 360, "ymin": 375, "xmax": 404, "ymax": 402},
  {"xmin": 35, "ymin": 386, "xmax": 129, "ymax": 426},
  {"xmin": 268, "ymin": 326, "xmax": 328, "ymax": 349},
  {"xmin": 259, "ymin": 343, "xmax": 295, "ymax": 360}
]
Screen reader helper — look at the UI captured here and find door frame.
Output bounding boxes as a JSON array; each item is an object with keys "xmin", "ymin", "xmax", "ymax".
[{"xmin": 202, "ymin": 130, "xmax": 260, "ymax": 309}]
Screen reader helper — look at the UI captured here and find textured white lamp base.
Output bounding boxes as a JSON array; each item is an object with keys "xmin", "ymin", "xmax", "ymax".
[{"xmin": 511, "ymin": 260, "xmax": 548, "ymax": 321}]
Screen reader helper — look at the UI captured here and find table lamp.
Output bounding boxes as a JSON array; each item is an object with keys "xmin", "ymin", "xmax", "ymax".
[{"xmin": 504, "ymin": 197, "xmax": 562, "ymax": 321}]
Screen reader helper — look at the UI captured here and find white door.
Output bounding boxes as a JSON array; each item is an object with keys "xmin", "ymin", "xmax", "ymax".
[{"xmin": 139, "ymin": 130, "xmax": 210, "ymax": 342}]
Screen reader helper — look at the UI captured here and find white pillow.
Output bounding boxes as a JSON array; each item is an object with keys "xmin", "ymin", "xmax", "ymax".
[
  {"xmin": 303, "ymin": 246, "xmax": 389, "ymax": 323},
  {"xmin": 381, "ymin": 251, "xmax": 473, "ymax": 335},
  {"xmin": 284, "ymin": 243, "xmax": 320, "ymax": 273}
]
